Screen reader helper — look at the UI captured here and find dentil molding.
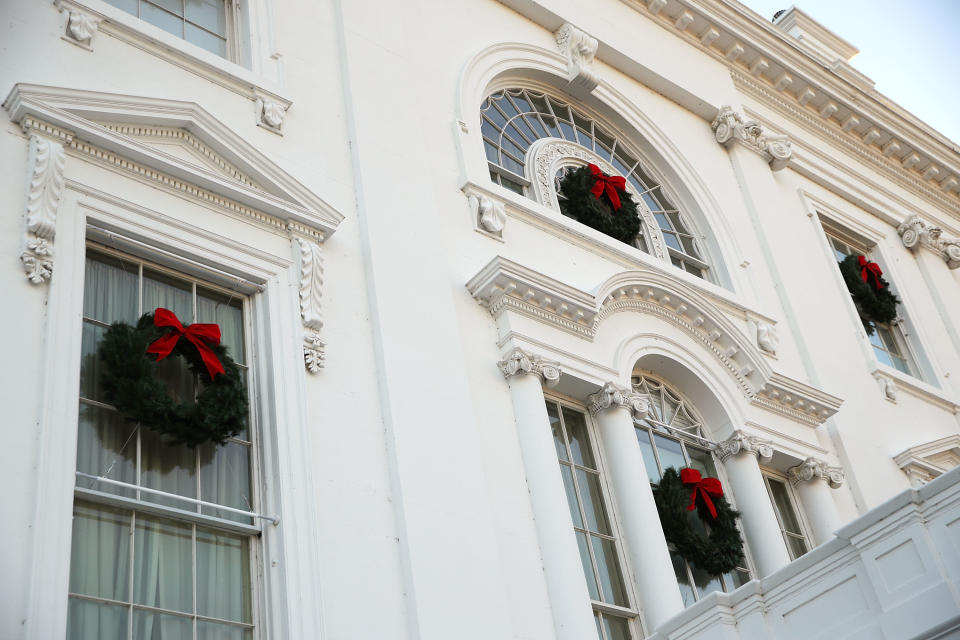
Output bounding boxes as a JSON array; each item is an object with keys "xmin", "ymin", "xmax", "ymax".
[
  {"xmin": 788, "ymin": 457, "xmax": 845, "ymax": 489},
  {"xmin": 711, "ymin": 106, "xmax": 793, "ymax": 171},
  {"xmin": 587, "ymin": 382, "xmax": 649, "ymax": 418},
  {"xmin": 897, "ymin": 215, "xmax": 960, "ymax": 270},
  {"xmin": 20, "ymin": 134, "xmax": 68, "ymax": 285},
  {"xmin": 297, "ymin": 238, "xmax": 325, "ymax": 373},
  {"xmin": 554, "ymin": 23, "xmax": 600, "ymax": 93},
  {"xmin": 716, "ymin": 430, "xmax": 774, "ymax": 463},
  {"xmin": 497, "ymin": 348, "xmax": 562, "ymax": 386}
]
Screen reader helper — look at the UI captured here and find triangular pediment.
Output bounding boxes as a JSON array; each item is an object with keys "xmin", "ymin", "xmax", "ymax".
[{"xmin": 3, "ymin": 84, "xmax": 344, "ymax": 239}]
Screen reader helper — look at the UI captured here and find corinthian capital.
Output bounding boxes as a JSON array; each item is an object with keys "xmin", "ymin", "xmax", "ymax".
[
  {"xmin": 497, "ymin": 348, "xmax": 562, "ymax": 387},
  {"xmin": 789, "ymin": 457, "xmax": 845, "ymax": 489},
  {"xmin": 587, "ymin": 382, "xmax": 649, "ymax": 418},
  {"xmin": 716, "ymin": 430, "xmax": 774, "ymax": 463}
]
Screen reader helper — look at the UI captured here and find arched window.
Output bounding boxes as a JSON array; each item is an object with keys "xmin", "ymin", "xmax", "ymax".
[
  {"xmin": 630, "ymin": 375, "xmax": 751, "ymax": 605},
  {"xmin": 480, "ymin": 88, "xmax": 709, "ymax": 278}
]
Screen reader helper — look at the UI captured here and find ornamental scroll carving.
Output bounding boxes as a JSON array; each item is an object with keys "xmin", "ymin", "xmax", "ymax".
[
  {"xmin": 555, "ymin": 23, "xmax": 600, "ymax": 92},
  {"xmin": 711, "ymin": 106, "xmax": 793, "ymax": 171},
  {"xmin": 298, "ymin": 238, "xmax": 325, "ymax": 372},
  {"xmin": 21, "ymin": 135, "xmax": 66, "ymax": 285},
  {"xmin": 469, "ymin": 194, "xmax": 506, "ymax": 237},
  {"xmin": 716, "ymin": 430, "xmax": 774, "ymax": 463},
  {"xmin": 788, "ymin": 457, "xmax": 845, "ymax": 489},
  {"xmin": 497, "ymin": 348, "xmax": 561, "ymax": 387},
  {"xmin": 256, "ymin": 98, "xmax": 286, "ymax": 134},
  {"xmin": 587, "ymin": 382, "xmax": 650, "ymax": 418},
  {"xmin": 58, "ymin": 4, "xmax": 99, "ymax": 49},
  {"xmin": 755, "ymin": 321, "xmax": 779, "ymax": 356},
  {"xmin": 526, "ymin": 139, "xmax": 668, "ymax": 260},
  {"xmin": 897, "ymin": 215, "xmax": 960, "ymax": 269}
]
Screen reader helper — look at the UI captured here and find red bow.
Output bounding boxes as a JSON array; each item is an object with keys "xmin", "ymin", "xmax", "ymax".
[
  {"xmin": 588, "ymin": 164, "xmax": 627, "ymax": 211},
  {"xmin": 146, "ymin": 308, "xmax": 225, "ymax": 380},
  {"xmin": 680, "ymin": 468, "xmax": 724, "ymax": 520},
  {"xmin": 857, "ymin": 256, "xmax": 885, "ymax": 290}
]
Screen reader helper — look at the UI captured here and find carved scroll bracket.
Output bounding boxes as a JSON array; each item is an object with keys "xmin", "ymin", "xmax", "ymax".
[
  {"xmin": 711, "ymin": 106, "xmax": 793, "ymax": 171},
  {"xmin": 21, "ymin": 135, "xmax": 67, "ymax": 285},
  {"xmin": 897, "ymin": 214, "xmax": 960, "ymax": 269},
  {"xmin": 555, "ymin": 23, "xmax": 600, "ymax": 93},
  {"xmin": 57, "ymin": 2, "xmax": 99, "ymax": 50},
  {"xmin": 297, "ymin": 238, "xmax": 325, "ymax": 373}
]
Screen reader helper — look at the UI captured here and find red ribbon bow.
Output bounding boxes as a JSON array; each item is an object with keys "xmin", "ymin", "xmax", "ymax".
[
  {"xmin": 857, "ymin": 256, "xmax": 885, "ymax": 290},
  {"xmin": 680, "ymin": 468, "xmax": 724, "ymax": 520},
  {"xmin": 588, "ymin": 163, "xmax": 627, "ymax": 211},
  {"xmin": 146, "ymin": 308, "xmax": 225, "ymax": 380}
]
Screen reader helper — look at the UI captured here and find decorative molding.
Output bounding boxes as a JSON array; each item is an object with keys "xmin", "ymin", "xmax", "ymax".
[
  {"xmin": 894, "ymin": 435, "xmax": 960, "ymax": 488},
  {"xmin": 897, "ymin": 215, "xmax": 960, "ymax": 270},
  {"xmin": 59, "ymin": 6, "xmax": 98, "ymax": 49},
  {"xmin": 876, "ymin": 374, "xmax": 898, "ymax": 403},
  {"xmin": 587, "ymin": 382, "xmax": 649, "ymax": 418},
  {"xmin": 469, "ymin": 194, "xmax": 506, "ymax": 238},
  {"xmin": 297, "ymin": 238, "xmax": 324, "ymax": 373},
  {"xmin": 497, "ymin": 348, "xmax": 562, "ymax": 386},
  {"xmin": 20, "ymin": 135, "xmax": 67, "ymax": 285},
  {"xmin": 716, "ymin": 430, "xmax": 774, "ymax": 463},
  {"xmin": 711, "ymin": 106, "xmax": 793, "ymax": 171},
  {"xmin": 256, "ymin": 98, "xmax": 286, "ymax": 134},
  {"xmin": 526, "ymin": 138, "xmax": 668, "ymax": 260},
  {"xmin": 554, "ymin": 23, "xmax": 600, "ymax": 92},
  {"xmin": 788, "ymin": 457, "xmax": 845, "ymax": 489},
  {"xmin": 755, "ymin": 321, "xmax": 778, "ymax": 356}
]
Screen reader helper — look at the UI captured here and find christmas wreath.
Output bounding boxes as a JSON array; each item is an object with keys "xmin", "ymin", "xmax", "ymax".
[
  {"xmin": 557, "ymin": 163, "xmax": 641, "ymax": 244},
  {"xmin": 652, "ymin": 468, "xmax": 744, "ymax": 575},
  {"xmin": 838, "ymin": 254, "xmax": 899, "ymax": 335},
  {"xmin": 98, "ymin": 308, "xmax": 248, "ymax": 447}
]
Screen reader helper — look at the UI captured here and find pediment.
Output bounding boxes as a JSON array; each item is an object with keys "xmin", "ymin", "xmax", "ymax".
[
  {"xmin": 895, "ymin": 435, "xmax": 960, "ymax": 487},
  {"xmin": 3, "ymin": 84, "xmax": 344, "ymax": 239}
]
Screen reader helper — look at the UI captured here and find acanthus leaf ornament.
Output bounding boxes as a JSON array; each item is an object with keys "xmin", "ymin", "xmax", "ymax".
[
  {"xmin": 497, "ymin": 348, "xmax": 562, "ymax": 387},
  {"xmin": 716, "ymin": 429, "xmax": 774, "ymax": 463},
  {"xmin": 711, "ymin": 106, "xmax": 793, "ymax": 171},
  {"xmin": 897, "ymin": 214, "xmax": 960, "ymax": 269},
  {"xmin": 297, "ymin": 238, "xmax": 325, "ymax": 372},
  {"xmin": 788, "ymin": 457, "xmax": 845, "ymax": 489},
  {"xmin": 555, "ymin": 23, "xmax": 600, "ymax": 92},
  {"xmin": 20, "ymin": 135, "xmax": 66, "ymax": 285},
  {"xmin": 587, "ymin": 382, "xmax": 649, "ymax": 418}
]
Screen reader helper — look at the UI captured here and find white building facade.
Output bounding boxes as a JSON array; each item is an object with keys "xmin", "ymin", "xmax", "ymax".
[{"xmin": 2, "ymin": 0, "xmax": 959, "ymax": 639}]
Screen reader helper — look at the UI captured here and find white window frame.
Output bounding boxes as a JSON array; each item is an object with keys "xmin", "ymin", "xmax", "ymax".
[{"xmin": 761, "ymin": 470, "xmax": 813, "ymax": 561}]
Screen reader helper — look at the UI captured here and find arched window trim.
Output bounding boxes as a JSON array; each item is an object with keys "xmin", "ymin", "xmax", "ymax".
[{"xmin": 480, "ymin": 82, "xmax": 716, "ymax": 281}]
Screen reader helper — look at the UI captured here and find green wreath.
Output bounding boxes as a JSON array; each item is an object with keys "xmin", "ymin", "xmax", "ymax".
[
  {"xmin": 652, "ymin": 468, "xmax": 745, "ymax": 575},
  {"xmin": 557, "ymin": 164, "xmax": 641, "ymax": 244},
  {"xmin": 98, "ymin": 311, "xmax": 248, "ymax": 447},
  {"xmin": 838, "ymin": 254, "xmax": 899, "ymax": 335}
]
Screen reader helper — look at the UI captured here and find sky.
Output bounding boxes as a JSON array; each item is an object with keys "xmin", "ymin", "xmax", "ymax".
[{"xmin": 738, "ymin": 0, "xmax": 960, "ymax": 146}]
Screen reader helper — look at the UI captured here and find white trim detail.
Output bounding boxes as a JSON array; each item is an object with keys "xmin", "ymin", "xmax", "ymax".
[
  {"xmin": 788, "ymin": 457, "xmax": 845, "ymax": 489},
  {"xmin": 587, "ymin": 382, "xmax": 649, "ymax": 418},
  {"xmin": 711, "ymin": 105, "xmax": 793, "ymax": 171},
  {"xmin": 897, "ymin": 214, "xmax": 960, "ymax": 270},
  {"xmin": 894, "ymin": 435, "xmax": 960, "ymax": 488},
  {"xmin": 497, "ymin": 347, "xmax": 562, "ymax": 386},
  {"xmin": 297, "ymin": 238, "xmax": 325, "ymax": 373},
  {"xmin": 554, "ymin": 23, "xmax": 600, "ymax": 92},
  {"xmin": 20, "ymin": 134, "xmax": 67, "ymax": 284},
  {"xmin": 716, "ymin": 429, "xmax": 774, "ymax": 463}
]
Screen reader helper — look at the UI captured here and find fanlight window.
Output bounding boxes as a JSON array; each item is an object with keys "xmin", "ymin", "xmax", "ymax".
[{"xmin": 480, "ymin": 88, "xmax": 708, "ymax": 278}]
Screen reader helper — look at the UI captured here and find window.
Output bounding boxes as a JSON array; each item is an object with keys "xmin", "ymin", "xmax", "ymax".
[
  {"xmin": 826, "ymin": 231, "xmax": 919, "ymax": 377},
  {"xmin": 480, "ymin": 88, "xmax": 709, "ymax": 278},
  {"xmin": 762, "ymin": 473, "xmax": 810, "ymax": 560},
  {"xmin": 545, "ymin": 399, "xmax": 637, "ymax": 640},
  {"xmin": 103, "ymin": 0, "xmax": 237, "ymax": 59},
  {"xmin": 630, "ymin": 376, "xmax": 751, "ymax": 606},
  {"xmin": 68, "ymin": 248, "xmax": 258, "ymax": 639}
]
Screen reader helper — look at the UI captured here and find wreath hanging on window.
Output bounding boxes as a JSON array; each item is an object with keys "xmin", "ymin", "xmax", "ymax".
[
  {"xmin": 837, "ymin": 254, "xmax": 899, "ymax": 335},
  {"xmin": 557, "ymin": 163, "xmax": 641, "ymax": 244},
  {"xmin": 652, "ymin": 467, "xmax": 745, "ymax": 575},
  {"xmin": 98, "ymin": 308, "xmax": 248, "ymax": 447}
]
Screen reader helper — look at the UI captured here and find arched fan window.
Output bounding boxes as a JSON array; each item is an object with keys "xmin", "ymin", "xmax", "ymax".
[{"xmin": 480, "ymin": 88, "xmax": 709, "ymax": 278}]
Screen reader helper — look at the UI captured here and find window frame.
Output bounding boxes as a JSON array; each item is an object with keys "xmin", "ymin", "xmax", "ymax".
[
  {"xmin": 761, "ymin": 470, "xmax": 813, "ymax": 561},
  {"xmin": 68, "ymin": 244, "xmax": 265, "ymax": 639}
]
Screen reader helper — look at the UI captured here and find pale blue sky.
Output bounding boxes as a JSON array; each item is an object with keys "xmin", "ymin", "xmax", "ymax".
[{"xmin": 739, "ymin": 0, "xmax": 960, "ymax": 146}]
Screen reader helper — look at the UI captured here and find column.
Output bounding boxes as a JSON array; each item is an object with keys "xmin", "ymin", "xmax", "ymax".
[
  {"xmin": 588, "ymin": 383, "xmax": 684, "ymax": 630},
  {"xmin": 498, "ymin": 349, "xmax": 597, "ymax": 640},
  {"xmin": 789, "ymin": 457, "xmax": 845, "ymax": 545},
  {"xmin": 717, "ymin": 431, "xmax": 791, "ymax": 577}
]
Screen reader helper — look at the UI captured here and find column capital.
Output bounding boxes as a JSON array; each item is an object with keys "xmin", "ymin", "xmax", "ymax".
[
  {"xmin": 788, "ymin": 457, "xmax": 845, "ymax": 489},
  {"xmin": 587, "ymin": 382, "xmax": 649, "ymax": 418},
  {"xmin": 710, "ymin": 105, "xmax": 793, "ymax": 171},
  {"xmin": 716, "ymin": 430, "xmax": 774, "ymax": 463},
  {"xmin": 497, "ymin": 348, "xmax": 562, "ymax": 386}
]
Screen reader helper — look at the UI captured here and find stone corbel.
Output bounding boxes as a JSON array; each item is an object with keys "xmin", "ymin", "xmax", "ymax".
[
  {"xmin": 875, "ymin": 373, "xmax": 898, "ymax": 403},
  {"xmin": 20, "ymin": 133, "xmax": 68, "ymax": 285},
  {"xmin": 58, "ymin": 3, "xmax": 99, "ymax": 50},
  {"xmin": 716, "ymin": 429, "xmax": 774, "ymax": 463},
  {"xmin": 711, "ymin": 106, "xmax": 793, "ymax": 172},
  {"xmin": 587, "ymin": 382, "xmax": 649, "ymax": 418},
  {"xmin": 256, "ymin": 97, "xmax": 287, "ymax": 134},
  {"xmin": 897, "ymin": 214, "xmax": 960, "ymax": 269},
  {"xmin": 755, "ymin": 321, "xmax": 778, "ymax": 356},
  {"xmin": 297, "ymin": 238, "xmax": 325, "ymax": 373},
  {"xmin": 469, "ymin": 194, "xmax": 506, "ymax": 238},
  {"xmin": 497, "ymin": 348, "xmax": 562, "ymax": 387},
  {"xmin": 788, "ymin": 457, "xmax": 845, "ymax": 489},
  {"xmin": 555, "ymin": 23, "xmax": 600, "ymax": 93}
]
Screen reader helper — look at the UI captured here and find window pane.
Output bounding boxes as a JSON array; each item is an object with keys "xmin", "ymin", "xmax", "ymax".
[
  {"xmin": 80, "ymin": 323, "xmax": 108, "ymax": 402},
  {"xmin": 653, "ymin": 434, "xmax": 685, "ymax": 473},
  {"xmin": 562, "ymin": 408, "xmax": 596, "ymax": 469},
  {"xmin": 199, "ymin": 441, "xmax": 252, "ymax": 523},
  {"xmin": 141, "ymin": 2, "xmax": 184, "ymax": 37},
  {"xmin": 197, "ymin": 289, "xmax": 244, "ymax": 363},
  {"xmin": 688, "ymin": 560, "xmax": 724, "ymax": 598},
  {"xmin": 148, "ymin": 0, "xmax": 183, "ymax": 15},
  {"xmin": 787, "ymin": 534, "xmax": 809, "ymax": 559},
  {"xmin": 560, "ymin": 465, "xmax": 583, "ymax": 529},
  {"xmin": 686, "ymin": 446, "xmax": 718, "ymax": 479},
  {"xmin": 184, "ymin": 0, "xmax": 225, "ymax": 34},
  {"xmin": 197, "ymin": 528, "xmax": 251, "ymax": 622},
  {"xmin": 635, "ymin": 429, "xmax": 661, "ymax": 482},
  {"xmin": 767, "ymin": 478, "xmax": 802, "ymax": 535},
  {"xmin": 143, "ymin": 270, "xmax": 192, "ymax": 321},
  {"xmin": 576, "ymin": 469, "xmax": 611, "ymax": 535},
  {"xmin": 545, "ymin": 402, "xmax": 567, "ymax": 461},
  {"xmin": 576, "ymin": 531, "xmax": 600, "ymax": 600},
  {"xmin": 103, "ymin": 0, "xmax": 138, "ymax": 13},
  {"xmin": 670, "ymin": 551, "xmax": 696, "ymax": 607},
  {"xmin": 594, "ymin": 612, "xmax": 604, "ymax": 640},
  {"xmin": 592, "ymin": 536, "xmax": 628, "ymax": 607},
  {"xmin": 197, "ymin": 622, "xmax": 253, "ymax": 640},
  {"xmin": 84, "ymin": 254, "xmax": 138, "ymax": 324},
  {"xmin": 70, "ymin": 502, "xmax": 130, "ymax": 600},
  {"xmin": 133, "ymin": 515, "xmax": 193, "ymax": 613},
  {"xmin": 67, "ymin": 597, "xmax": 128, "ymax": 640},
  {"xmin": 133, "ymin": 609, "xmax": 193, "ymax": 640},
  {"xmin": 140, "ymin": 429, "xmax": 197, "ymax": 508},
  {"xmin": 603, "ymin": 615, "xmax": 632, "ymax": 640},
  {"xmin": 76, "ymin": 403, "xmax": 137, "ymax": 498}
]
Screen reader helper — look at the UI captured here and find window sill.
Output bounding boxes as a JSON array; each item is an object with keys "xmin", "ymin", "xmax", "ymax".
[
  {"xmin": 871, "ymin": 364, "xmax": 959, "ymax": 413},
  {"xmin": 54, "ymin": 0, "xmax": 291, "ymax": 109}
]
